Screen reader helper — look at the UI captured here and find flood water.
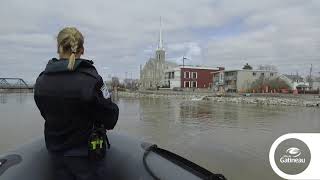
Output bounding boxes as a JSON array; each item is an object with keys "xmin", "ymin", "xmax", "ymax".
[{"xmin": 0, "ymin": 93, "xmax": 319, "ymax": 180}]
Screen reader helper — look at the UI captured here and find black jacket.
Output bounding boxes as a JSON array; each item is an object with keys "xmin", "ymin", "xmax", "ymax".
[{"xmin": 34, "ymin": 58, "xmax": 119, "ymax": 153}]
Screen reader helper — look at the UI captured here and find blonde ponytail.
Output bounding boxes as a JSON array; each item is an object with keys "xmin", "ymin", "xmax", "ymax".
[
  {"xmin": 67, "ymin": 35, "xmax": 78, "ymax": 71},
  {"xmin": 68, "ymin": 53, "xmax": 76, "ymax": 71},
  {"xmin": 57, "ymin": 27, "xmax": 84, "ymax": 71}
]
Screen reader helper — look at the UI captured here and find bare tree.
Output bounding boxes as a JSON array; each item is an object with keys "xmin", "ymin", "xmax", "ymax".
[
  {"xmin": 250, "ymin": 77, "xmax": 289, "ymax": 92},
  {"xmin": 111, "ymin": 77, "xmax": 120, "ymax": 88},
  {"xmin": 242, "ymin": 63, "xmax": 253, "ymax": 70}
]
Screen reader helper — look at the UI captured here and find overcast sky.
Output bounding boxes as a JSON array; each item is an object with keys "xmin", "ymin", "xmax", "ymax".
[{"xmin": 1, "ymin": 0, "xmax": 320, "ymax": 82}]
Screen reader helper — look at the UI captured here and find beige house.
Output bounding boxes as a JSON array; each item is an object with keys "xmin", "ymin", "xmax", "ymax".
[{"xmin": 221, "ymin": 69, "xmax": 278, "ymax": 92}]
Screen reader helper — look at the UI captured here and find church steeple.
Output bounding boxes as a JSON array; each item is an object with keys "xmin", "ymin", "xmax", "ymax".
[
  {"xmin": 155, "ymin": 17, "xmax": 165, "ymax": 62},
  {"xmin": 157, "ymin": 16, "xmax": 164, "ymax": 50}
]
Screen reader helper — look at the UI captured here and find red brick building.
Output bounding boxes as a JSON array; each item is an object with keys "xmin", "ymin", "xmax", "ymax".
[{"xmin": 164, "ymin": 66, "xmax": 224, "ymax": 89}]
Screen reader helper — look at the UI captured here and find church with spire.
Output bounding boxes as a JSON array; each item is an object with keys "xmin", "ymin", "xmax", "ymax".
[{"xmin": 140, "ymin": 18, "xmax": 177, "ymax": 89}]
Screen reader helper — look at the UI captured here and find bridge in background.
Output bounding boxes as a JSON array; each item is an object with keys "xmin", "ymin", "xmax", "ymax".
[{"xmin": 0, "ymin": 78, "xmax": 33, "ymax": 90}]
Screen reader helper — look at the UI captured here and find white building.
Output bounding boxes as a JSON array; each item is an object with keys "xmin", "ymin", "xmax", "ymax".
[
  {"xmin": 164, "ymin": 66, "xmax": 181, "ymax": 89},
  {"xmin": 140, "ymin": 19, "xmax": 177, "ymax": 89},
  {"xmin": 278, "ymin": 74, "xmax": 310, "ymax": 90}
]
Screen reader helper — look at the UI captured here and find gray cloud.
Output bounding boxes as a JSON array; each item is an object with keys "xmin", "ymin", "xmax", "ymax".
[
  {"xmin": 205, "ymin": 1, "xmax": 320, "ymax": 75},
  {"xmin": 0, "ymin": 0, "xmax": 319, "ymax": 82}
]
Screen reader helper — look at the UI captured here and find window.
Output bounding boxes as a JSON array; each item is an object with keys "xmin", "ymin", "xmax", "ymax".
[
  {"xmin": 192, "ymin": 72, "xmax": 197, "ymax": 79},
  {"xmin": 192, "ymin": 81, "xmax": 197, "ymax": 88},
  {"xmin": 184, "ymin": 81, "xmax": 190, "ymax": 88},
  {"xmin": 270, "ymin": 73, "xmax": 274, "ymax": 76},
  {"xmin": 253, "ymin": 72, "xmax": 256, "ymax": 76},
  {"xmin": 184, "ymin": 71, "xmax": 190, "ymax": 78},
  {"xmin": 261, "ymin": 73, "xmax": 265, "ymax": 76},
  {"xmin": 172, "ymin": 72, "xmax": 175, "ymax": 79}
]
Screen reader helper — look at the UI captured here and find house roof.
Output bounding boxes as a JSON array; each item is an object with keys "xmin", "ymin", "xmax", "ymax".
[
  {"xmin": 224, "ymin": 69, "xmax": 278, "ymax": 73},
  {"xmin": 179, "ymin": 65, "xmax": 219, "ymax": 70},
  {"xmin": 165, "ymin": 65, "xmax": 219, "ymax": 72},
  {"xmin": 296, "ymin": 84, "xmax": 309, "ymax": 88},
  {"xmin": 283, "ymin": 74, "xmax": 304, "ymax": 82}
]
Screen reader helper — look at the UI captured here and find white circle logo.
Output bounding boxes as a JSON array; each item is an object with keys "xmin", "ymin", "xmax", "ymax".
[{"xmin": 270, "ymin": 133, "xmax": 320, "ymax": 179}]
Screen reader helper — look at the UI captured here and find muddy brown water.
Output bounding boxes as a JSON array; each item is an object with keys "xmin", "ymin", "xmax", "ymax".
[{"xmin": 0, "ymin": 93, "xmax": 319, "ymax": 180}]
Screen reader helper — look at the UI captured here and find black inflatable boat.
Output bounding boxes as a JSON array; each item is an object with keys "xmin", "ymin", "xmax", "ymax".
[{"xmin": 0, "ymin": 132, "xmax": 226, "ymax": 180}]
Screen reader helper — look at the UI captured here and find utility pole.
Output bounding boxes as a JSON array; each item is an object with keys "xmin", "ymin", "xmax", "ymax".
[
  {"xmin": 182, "ymin": 56, "xmax": 189, "ymax": 67},
  {"xmin": 318, "ymin": 72, "xmax": 320, "ymax": 95},
  {"xmin": 125, "ymin": 72, "xmax": 128, "ymax": 89},
  {"xmin": 309, "ymin": 64, "xmax": 313, "ymax": 89},
  {"xmin": 130, "ymin": 72, "xmax": 133, "ymax": 91}
]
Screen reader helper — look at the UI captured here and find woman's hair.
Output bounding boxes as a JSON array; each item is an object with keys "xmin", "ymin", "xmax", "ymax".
[{"xmin": 57, "ymin": 27, "xmax": 84, "ymax": 71}]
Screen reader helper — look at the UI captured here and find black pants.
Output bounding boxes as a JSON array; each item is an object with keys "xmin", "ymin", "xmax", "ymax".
[{"xmin": 50, "ymin": 153, "xmax": 106, "ymax": 180}]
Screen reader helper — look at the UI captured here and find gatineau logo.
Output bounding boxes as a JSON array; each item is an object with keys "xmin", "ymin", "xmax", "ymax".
[
  {"xmin": 280, "ymin": 147, "xmax": 305, "ymax": 164},
  {"xmin": 274, "ymin": 138, "xmax": 311, "ymax": 175},
  {"xmin": 286, "ymin": 147, "xmax": 301, "ymax": 157},
  {"xmin": 270, "ymin": 134, "xmax": 320, "ymax": 179}
]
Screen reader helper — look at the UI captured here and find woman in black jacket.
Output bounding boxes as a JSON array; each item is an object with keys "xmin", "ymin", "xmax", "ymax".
[{"xmin": 34, "ymin": 27, "xmax": 119, "ymax": 180}]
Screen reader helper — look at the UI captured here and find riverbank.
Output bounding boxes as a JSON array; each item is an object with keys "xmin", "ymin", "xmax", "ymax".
[
  {"xmin": 116, "ymin": 90, "xmax": 320, "ymax": 107},
  {"xmin": 0, "ymin": 89, "xmax": 33, "ymax": 93}
]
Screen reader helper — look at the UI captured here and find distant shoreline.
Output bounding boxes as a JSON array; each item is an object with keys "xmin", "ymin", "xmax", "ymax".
[
  {"xmin": 1, "ymin": 90, "xmax": 319, "ymax": 107},
  {"xmin": 116, "ymin": 90, "xmax": 320, "ymax": 108},
  {"xmin": 0, "ymin": 89, "xmax": 33, "ymax": 93}
]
